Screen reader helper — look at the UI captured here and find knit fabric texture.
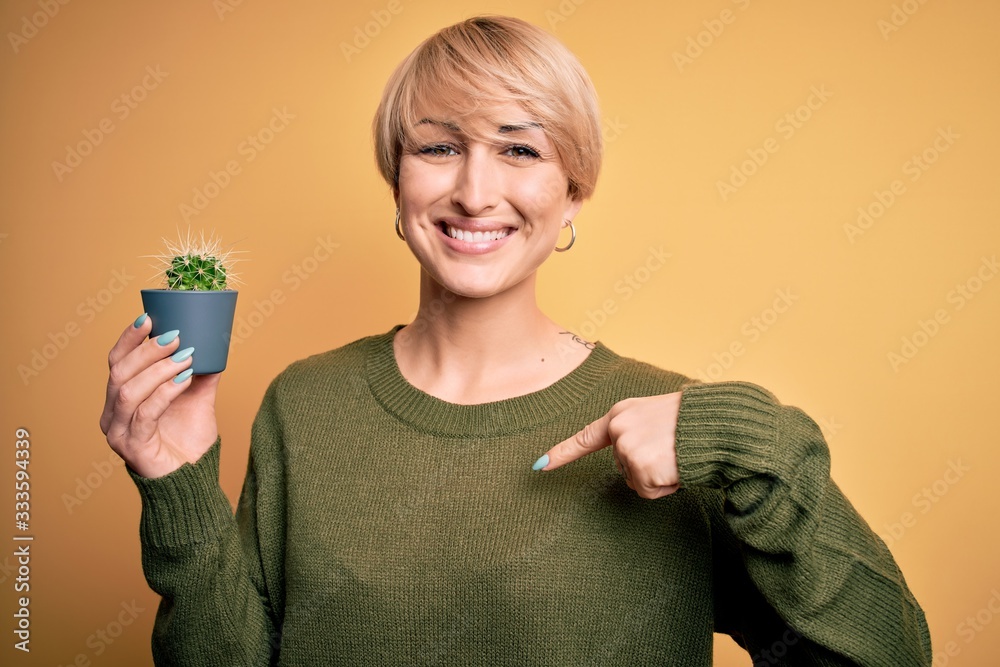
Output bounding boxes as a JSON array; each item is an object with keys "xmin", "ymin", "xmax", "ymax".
[{"xmin": 127, "ymin": 328, "xmax": 931, "ymax": 666}]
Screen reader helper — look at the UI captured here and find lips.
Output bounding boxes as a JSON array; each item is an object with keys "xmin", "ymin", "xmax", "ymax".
[
  {"xmin": 437, "ymin": 217, "xmax": 517, "ymax": 242},
  {"xmin": 444, "ymin": 224, "xmax": 511, "ymax": 242},
  {"xmin": 435, "ymin": 218, "xmax": 517, "ymax": 254}
]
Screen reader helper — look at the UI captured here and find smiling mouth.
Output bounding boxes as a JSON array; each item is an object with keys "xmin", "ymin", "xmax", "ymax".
[{"xmin": 440, "ymin": 223, "xmax": 514, "ymax": 242}]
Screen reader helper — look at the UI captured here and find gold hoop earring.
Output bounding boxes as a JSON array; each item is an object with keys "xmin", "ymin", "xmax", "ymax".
[
  {"xmin": 395, "ymin": 208, "xmax": 405, "ymax": 241},
  {"xmin": 555, "ymin": 220, "xmax": 576, "ymax": 252}
]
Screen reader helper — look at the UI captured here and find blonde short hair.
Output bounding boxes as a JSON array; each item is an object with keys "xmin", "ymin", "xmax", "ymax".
[{"xmin": 372, "ymin": 15, "xmax": 603, "ymax": 200}]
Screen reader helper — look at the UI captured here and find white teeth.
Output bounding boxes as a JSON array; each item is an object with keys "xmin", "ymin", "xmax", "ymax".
[{"xmin": 445, "ymin": 225, "xmax": 510, "ymax": 242}]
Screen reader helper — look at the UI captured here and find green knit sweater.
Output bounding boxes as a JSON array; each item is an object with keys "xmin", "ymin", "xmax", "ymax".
[{"xmin": 128, "ymin": 328, "xmax": 931, "ymax": 666}]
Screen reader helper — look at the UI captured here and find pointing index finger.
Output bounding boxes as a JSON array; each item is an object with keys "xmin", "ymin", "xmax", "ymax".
[{"xmin": 534, "ymin": 411, "xmax": 613, "ymax": 471}]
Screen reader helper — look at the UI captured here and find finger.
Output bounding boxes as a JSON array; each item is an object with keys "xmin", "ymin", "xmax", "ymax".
[
  {"xmin": 102, "ymin": 315, "xmax": 159, "ymax": 433},
  {"xmin": 613, "ymin": 450, "xmax": 628, "ymax": 478},
  {"xmin": 185, "ymin": 371, "xmax": 222, "ymax": 400},
  {"xmin": 103, "ymin": 338, "xmax": 190, "ymax": 442},
  {"xmin": 121, "ymin": 358, "xmax": 196, "ymax": 449},
  {"xmin": 108, "ymin": 313, "xmax": 153, "ymax": 369},
  {"xmin": 634, "ymin": 483, "xmax": 680, "ymax": 500},
  {"xmin": 535, "ymin": 411, "xmax": 613, "ymax": 471},
  {"xmin": 101, "ymin": 327, "xmax": 182, "ymax": 433}
]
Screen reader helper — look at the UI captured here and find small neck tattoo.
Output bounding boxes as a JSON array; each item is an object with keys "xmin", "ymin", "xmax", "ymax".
[{"xmin": 559, "ymin": 331, "xmax": 596, "ymax": 350}]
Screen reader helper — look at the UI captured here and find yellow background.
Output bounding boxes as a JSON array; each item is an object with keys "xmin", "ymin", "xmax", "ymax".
[{"xmin": 2, "ymin": 0, "xmax": 998, "ymax": 664}]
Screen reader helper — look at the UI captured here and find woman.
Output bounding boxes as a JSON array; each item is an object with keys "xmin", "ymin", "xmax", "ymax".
[{"xmin": 101, "ymin": 15, "xmax": 931, "ymax": 666}]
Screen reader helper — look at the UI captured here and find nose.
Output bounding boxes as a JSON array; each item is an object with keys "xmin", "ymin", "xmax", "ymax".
[{"xmin": 451, "ymin": 146, "xmax": 499, "ymax": 215}]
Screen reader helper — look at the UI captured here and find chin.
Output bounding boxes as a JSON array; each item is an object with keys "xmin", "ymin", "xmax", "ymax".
[
  {"xmin": 441, "ymin": 281, "xmax": 508, "ymax": 300},
  {"xmin": 430, "ymin": 269, "xmax": 523, "ymax": 301}
]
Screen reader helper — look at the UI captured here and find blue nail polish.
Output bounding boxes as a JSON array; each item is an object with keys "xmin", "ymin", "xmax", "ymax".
[
  {"xmin": 173, "ymin": 368, "xmax": 194, "ymax": 384},
  {"xmin": 171, "ymin": 347, "xmax": 194, "ymax": 363},
  {"xmin": 156, "ymin": 330, "xmax": 180, "ymax": 346},
  {"xmin": 532, "ymin": 454, "xmax": 549, "ymax": 471},
  {"xmin": 133, "ymin": 313, "xmax": 148, "ymax": 328}
]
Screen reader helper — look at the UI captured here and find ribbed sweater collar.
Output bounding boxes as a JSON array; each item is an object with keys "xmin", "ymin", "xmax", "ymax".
[{"xmin": 366, "ymin": 326, "xmax": 623, "ymax": 437}]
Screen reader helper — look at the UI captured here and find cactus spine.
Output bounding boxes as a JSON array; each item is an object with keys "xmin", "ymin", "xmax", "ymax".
[{"xmin": 146, "ymin": 229, "xmax": 241, "ymax": 291}]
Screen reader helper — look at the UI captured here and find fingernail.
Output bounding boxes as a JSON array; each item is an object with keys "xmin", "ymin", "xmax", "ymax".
[
  {"xmin": 532, "ymin": 454, "xmax": 549, "ymax": 471},
  {"xmin": 133, "ymin": 313, "xmax": 148, "ymax": 328},
  {"xmin": 156, "ymin": 330, "xmax": 180, "ymax": 345},
  {"xmin": 173, "ymin": 368, "xmax": 194, "ymax": 384},
  {"xmin": 171, "ymin": 347, "xmax": 194, "ymax": 363}
]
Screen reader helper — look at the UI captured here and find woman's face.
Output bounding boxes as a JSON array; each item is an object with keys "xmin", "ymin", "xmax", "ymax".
[{"xmin": 395, "ymin": 100, "xmax": 583, "ymax": 299}]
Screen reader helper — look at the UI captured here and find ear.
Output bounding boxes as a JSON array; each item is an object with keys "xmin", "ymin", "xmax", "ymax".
[
  {"xmin": 392, "ymin": 185, "xmax": 400, "ymax": 209},
  {"xmin": 563, "ymin": 196, "xmax": 583, "ymax": 223}
]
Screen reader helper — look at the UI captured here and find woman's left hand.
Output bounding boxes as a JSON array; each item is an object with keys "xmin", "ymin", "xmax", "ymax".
[{"xmin": 534, "ymin": 392, "xmax": 683, "ymax": 499}]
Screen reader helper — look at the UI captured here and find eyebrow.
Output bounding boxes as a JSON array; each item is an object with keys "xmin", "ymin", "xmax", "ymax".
[
  {"xmin": 499, "ymin": 122, "xmax": 543, "ymax": 133},
  {"xmin": 416, "ymin": 118, "xmax": 461, "ymax": 132},
  {"xmin": 415, "ymin": 118, "xmax": 543, "ymax": 133}
]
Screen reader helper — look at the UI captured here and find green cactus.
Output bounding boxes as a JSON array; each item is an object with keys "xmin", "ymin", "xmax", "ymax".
[
  {"xmin": 146, "ymin": 229, "xmax": 241, "ymax": 291},
  {"xmin": 166, "ymin": 253, "xmax": 228, "ymax": 290}
]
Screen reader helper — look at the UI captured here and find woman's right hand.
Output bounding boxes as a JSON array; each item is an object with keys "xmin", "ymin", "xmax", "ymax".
[{"xmin": 100, "ymin": 314, "xmax": 221, "ymax": 479}]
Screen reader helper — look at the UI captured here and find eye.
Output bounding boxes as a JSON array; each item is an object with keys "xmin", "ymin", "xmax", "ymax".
[
  {"xmin": 505, "ymin": 144, "xmax": 541, "ymax": 160},
  {"xmin": 419, "ymin": 144, "xmax": 458, "ymax": 157}
]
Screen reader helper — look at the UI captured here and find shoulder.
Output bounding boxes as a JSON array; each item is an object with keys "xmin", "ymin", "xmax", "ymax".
[
  {"xmin": 264, "ymin": 328, "xmax": 394, "ymax": 400},
  {"xmin": 595, "ymin": 343, "xmax": 699, "ymax": 400},
  {"xmin": 597, "ymin": 344, "xmax": 788, "ymax": 408}
]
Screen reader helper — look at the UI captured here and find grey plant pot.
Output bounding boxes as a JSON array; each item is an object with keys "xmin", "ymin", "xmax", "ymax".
[{"xmin": 140, "ymin": 289, "xmax": 239, "ymax": 374}]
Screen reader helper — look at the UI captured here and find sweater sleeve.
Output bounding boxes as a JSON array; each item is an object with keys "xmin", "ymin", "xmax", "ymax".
[
  {"xmin": 674, "ymin": 380, "xmax": 932, "ymax": 666},
  {"xmin": 126, "ymin": 380, "xmax": 287, "ymax": 666}
]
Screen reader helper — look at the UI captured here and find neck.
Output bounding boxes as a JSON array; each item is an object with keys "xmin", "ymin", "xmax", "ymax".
[{"xmin": 393, "ymin": 270, "xmax": 590, "ymax": 404}]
